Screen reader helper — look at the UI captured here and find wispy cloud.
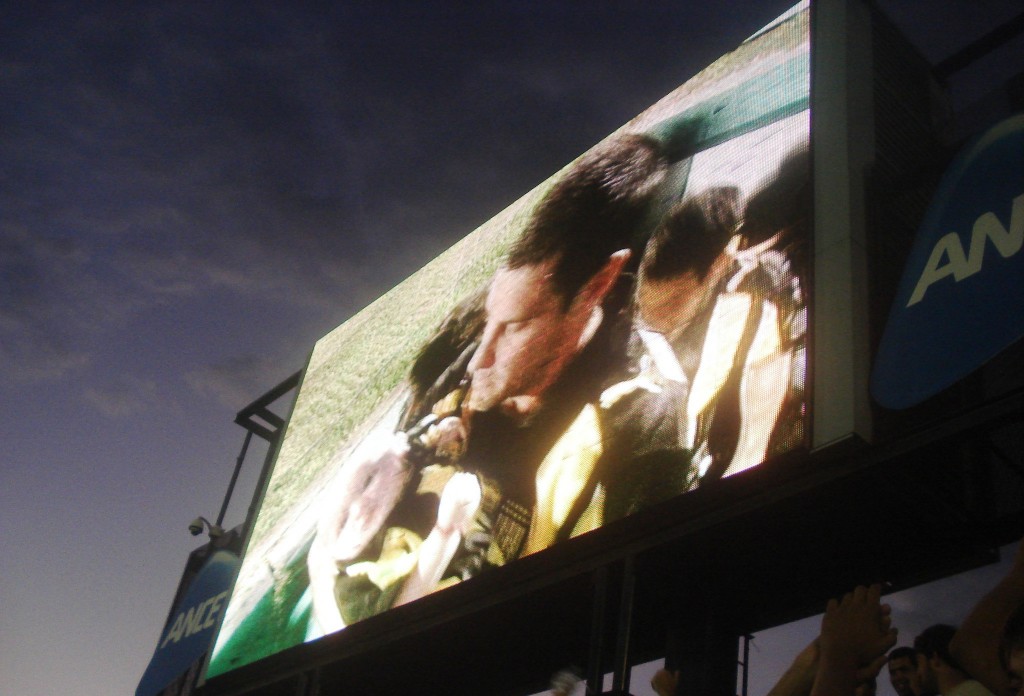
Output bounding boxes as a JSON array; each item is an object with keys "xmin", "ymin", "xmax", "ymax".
[
  {"xmin": 0, "ymin": 226, "xmax": 97, "ymax": 380},
  {"xmin": 184, "ymin": 354, "xmax": 286, "ymax": 409},
  {"xmin": 82, "ymin": 374, "xmax": 158, "ymax": 417},
  {"xmin": 1, "ymin": 1, "xmax": 768, "ymax": 388}
]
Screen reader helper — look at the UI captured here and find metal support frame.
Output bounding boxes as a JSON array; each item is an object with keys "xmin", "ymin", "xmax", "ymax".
[
  {"xmin": 739, "ymin": 634, "xmax": 752, "ymax": 696},
  {"xmin": 209, "ymin": 371, "xmax": 300, "ymax": 533},
  {"xmin": 588, "ymin": 566, "xmax": 609, "ymax": 696},
  {"xmin": 216, "ymin": 430, "xmax": 252, "ymax": 528},
  {"xmin": 933, "ymin": 11, "xmax": 1024, "ymax": 79},
  {"xmin": 611, "ymin": 556, "xmax": 636, "ymax": 695},
  {"xmin": 234, "ymin": 371, "xmax": 300, "ymax": 442}
]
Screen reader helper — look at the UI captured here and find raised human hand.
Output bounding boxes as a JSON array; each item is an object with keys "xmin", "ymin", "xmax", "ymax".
[
  {"xmin": 422, "ymin": 415, "xmax": 468, "ymax": 461},
  {"xmin": 814, "ymin": 584, "xmax": 897, "ymax": 696},
  {"xmin": 435, "ymin": 471, "xmax": 482, "ymax": 535},
  {"xmin": 320, "ymin": 431, "xmax": 412, "ymax": 562},
  {"xmin": 650, "ymin": 668, "xmax": 679, "ymax": 696}
]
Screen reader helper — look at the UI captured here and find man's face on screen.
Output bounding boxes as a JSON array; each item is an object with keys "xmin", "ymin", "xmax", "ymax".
[
  {"xmin": 467, "ymin": 259, "xmax": 589, "ymax": 414},
  {"xmin": 636, "ymin": 270, "xmax": 704, "ymax": 338}
]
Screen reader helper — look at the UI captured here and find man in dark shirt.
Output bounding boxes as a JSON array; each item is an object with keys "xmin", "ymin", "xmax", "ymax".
[{"xmin": 309, "ymin": 132, "xmax": 679, "ymax": 625}]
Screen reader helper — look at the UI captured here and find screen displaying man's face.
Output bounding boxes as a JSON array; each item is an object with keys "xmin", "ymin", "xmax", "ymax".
[
  {"xmin": 206, "ymin": 3, "xmax": 812, "ymax": 679},
  {"xmin": 467, "ymin": 260, "xmax": 585, "ymax": 413}
]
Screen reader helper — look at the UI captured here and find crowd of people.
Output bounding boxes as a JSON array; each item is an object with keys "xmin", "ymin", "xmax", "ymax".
[{"xmin": 631, "ymin": 540, "xmax": 1024, "ymax": 696}]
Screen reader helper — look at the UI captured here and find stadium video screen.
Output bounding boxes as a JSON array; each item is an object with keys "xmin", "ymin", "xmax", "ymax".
[{"xmin": 208, "ymin": 2, "xmax": 810, "ymax": 677}]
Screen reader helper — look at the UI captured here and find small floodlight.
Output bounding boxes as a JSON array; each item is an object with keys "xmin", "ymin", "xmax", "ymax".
[{"xmin": 188, "ymin": 515, "xmax": 224, "ymax": 539}]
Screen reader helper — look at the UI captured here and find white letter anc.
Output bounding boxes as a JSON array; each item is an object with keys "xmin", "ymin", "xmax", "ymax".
[
  {"xmin": 907, "ymin": 232, "xmax": 969, "ymax": 306},
  {"xmin": 967, "ymin": 193, "xmax": 1024, "ymax": 275},
  {"xmin": 907, "ymin": 193, "xmax": 1023, "ymax": 307},
  {"xmin": 160, "ymin": 613, "xmax": 185, "ymax": 649}
]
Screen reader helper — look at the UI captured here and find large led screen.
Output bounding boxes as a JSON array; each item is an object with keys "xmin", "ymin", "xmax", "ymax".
[{"xmin": 208, "ymin": 2, "xmax": 811, "ymax": 677}]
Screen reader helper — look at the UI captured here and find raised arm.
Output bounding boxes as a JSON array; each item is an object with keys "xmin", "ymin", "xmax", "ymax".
[
  {"xmin": 949, "ymin": 541, "xmax": 1024, "ymax": 695},
  {"xmin": 812, "ymin": 584, "xmax": 897, "ymax": 696},
  {"xmin": 767, "ymin": 639, "xmax": 820, "ymax": 696},
  {"xmin": 307, "ymin": 432, "xmax": 413, "ymax": 635},
  {"xmin": 394, "ymin": 471, "xmax": 481, "ymax": 606}
]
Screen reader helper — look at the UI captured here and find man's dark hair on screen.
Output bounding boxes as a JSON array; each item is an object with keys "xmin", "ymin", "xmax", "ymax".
[
  {"xmin": 741, "ymin": 143, "xmax": 810, "ymax": 246},
  {"xmin": 640, "ymin": 186, "xmax": 739, "ymax": 284},
  {"xmin": 506, "ymin": 133, "xmax": 667, "ymax": 307},
  {"xmin": 401, "ymin": 288, "xmax": 486, "ymax": 429}
]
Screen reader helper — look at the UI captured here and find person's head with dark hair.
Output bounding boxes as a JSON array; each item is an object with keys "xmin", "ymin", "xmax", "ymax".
[
  {"xmin": 914, "ymin": 624, "xmax": 968, "ymax": 695},
  {"xmin": 635, "ymin": 186, "xmax": 739, "ymax": 338},
  {"xmin": 1002, "ymin": 603, "xmax": 1024, "ymax": 663},
  {"xmin": 640, "ymin": 186, "xmax": 739, "ymax": 283},
  {"xmin": 740, "ymin": 143, "xmax": 810, "ymax": 247},
  {"xmin": 888, "ymin": 646, "xmax": 921, "ymax": 696},
  {"xmin": 891, "ymin": 646, "xmax": 919, "ymax": 661},
  {"xmin": 467, "ymin": 134, "xmax": 667, "ymax": 415},
  {"xmin": 506, "ymin": 133, "xmax": 667, "ymax": 306},
  {"xmin": 401, "ymin": 289, "xmax": 487, "ymax": 428},
  {"xmin": 1000, "ymin": 603, "xmax": 1024, "ymax": 695},
  {"xmin": 915, "ymin": 625, "xmax": 961, "ymax": 669}
]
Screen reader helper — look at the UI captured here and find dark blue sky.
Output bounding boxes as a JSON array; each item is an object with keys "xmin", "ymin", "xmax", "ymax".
[{"xmin": 1, "ymin": 2, "xmax": 1021, "ymax": 694}]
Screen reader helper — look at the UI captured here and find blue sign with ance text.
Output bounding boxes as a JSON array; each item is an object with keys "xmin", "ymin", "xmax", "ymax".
[
  {"xmin": 871, "ymin": 114, "xmax": 1024, "ymax": 410},
  {"xmin": 136, "ymin": 549, "xmax": 240, "ymax": 696}
]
